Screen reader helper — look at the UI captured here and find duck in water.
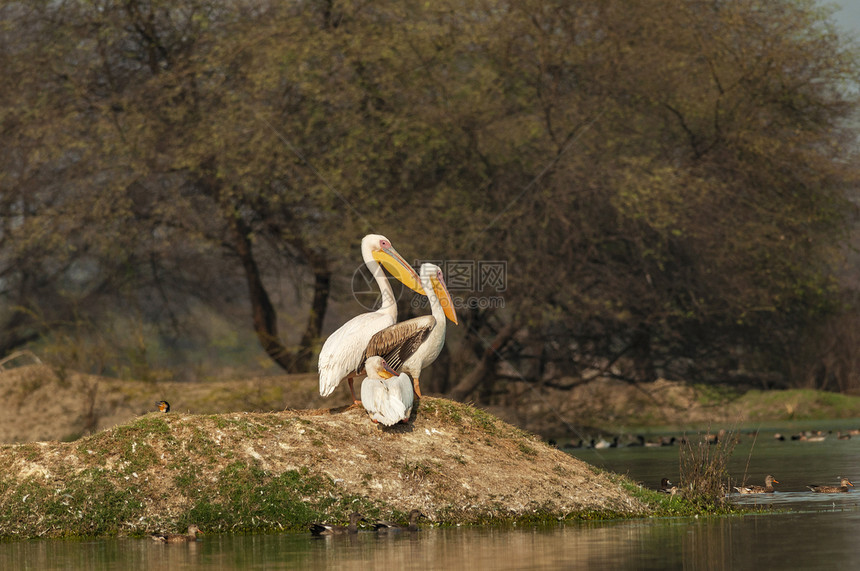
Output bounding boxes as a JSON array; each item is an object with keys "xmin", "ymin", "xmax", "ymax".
[
  {"xmin": 734, "ymin": 475, "xmax": 778, "ymax": 494},
  {"xmin": 310, "ymin": 512, "xmax": 366, "ymax": 535},
  {"xmin": 374, "ymin": 509, "xmax": 425, "ymax": 533},
  {"xmin": 808, "ymin": 477, "xmax": 854, "ymax": 493},
  {"xmin": 151, "ymin": 524, "xmax": 201, "ymax": 542}
]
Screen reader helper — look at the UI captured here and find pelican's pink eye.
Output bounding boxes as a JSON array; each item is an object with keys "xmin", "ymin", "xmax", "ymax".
[{"xmin": 379, "ymin": 239, "xmax": 390, "ymax": 249}]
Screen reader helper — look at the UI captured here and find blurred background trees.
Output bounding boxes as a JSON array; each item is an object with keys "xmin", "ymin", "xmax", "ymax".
[{"xmin": 2, "ymin": 0, "xmax": 859, "ymax": 401}]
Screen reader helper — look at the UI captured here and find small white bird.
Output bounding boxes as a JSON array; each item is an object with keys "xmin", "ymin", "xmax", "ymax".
[
  {"xmin": 361, "ymin": 356, "xmax": 414, "ymax": 425},
  {"xmin": 318, "ymin": 234, "xmax": 422, "ymax": 403}
]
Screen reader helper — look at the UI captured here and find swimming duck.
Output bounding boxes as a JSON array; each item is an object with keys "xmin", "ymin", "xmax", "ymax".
[
  {"xmin": 156, "ymin": 400, "xmax": 170, "ymax": 413},
  {"xmin": 734, "ymin": 475, "xmax": 778, "ymax": 494},
  {"xmin": 360, "ymin": 356, "xmax": 413, "ymax": 425},
  {"xmin": 658, "ymin": 478, "xmax": 678, "ymax": 495},
  {"xmin": 374, "ymin": 509, "xmax": 425, "ymax": 533},
  {"xmin": 150, "ymin": 524, "xmax": 201, "ymax": 542},
  {"xmin": 309, "ymin": 512, "xmax": 366, "ymax": 535},
  {"xmin": 808, "ymin": 477, "xmax": 855, "ymax": 493}
]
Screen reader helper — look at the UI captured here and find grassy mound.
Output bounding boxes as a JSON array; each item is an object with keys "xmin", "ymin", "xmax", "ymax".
[{"xmin": 0, "ymin": 398, "xmax": 665, "ymax": 539}]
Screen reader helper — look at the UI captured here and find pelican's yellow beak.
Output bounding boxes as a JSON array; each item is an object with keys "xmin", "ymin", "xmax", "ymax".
[
  {"xmin": 378, "ymin": 362, "xmax": 399, "ymax": 379},
  {"xmin": 372, "ymin": 247, "xmax": 423, "ymax": 294},
  {"xmin": 431, "ymin": 274, "xmax": 458, "ymax": 325}
]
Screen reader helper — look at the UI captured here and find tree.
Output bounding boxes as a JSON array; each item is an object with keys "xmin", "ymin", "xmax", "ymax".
[
  {"xmin": 1, "ymin": 0, "xmax": 858, "ymax": 398},
  {"xmin": 453, "ymin": 0, "xmax": 859, "ymax": 391}
]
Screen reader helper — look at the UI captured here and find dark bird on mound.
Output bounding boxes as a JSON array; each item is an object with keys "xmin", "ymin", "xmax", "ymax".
[{"xmin": 658, "ymin": 478, "xmax": 678, "ymax": 495}]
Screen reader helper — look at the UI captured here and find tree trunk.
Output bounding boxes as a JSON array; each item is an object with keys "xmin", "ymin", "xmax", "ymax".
[
  {"xmin": 449, "ymin": 323, "xmax": 518, "ymax": 402},
  {"xmin": 293, "ymin": 257, "xmax": 330, "ymax": 372},
  {"xmin": 229, "ymin": 216, "xmax": 295, "ymax": 371}
]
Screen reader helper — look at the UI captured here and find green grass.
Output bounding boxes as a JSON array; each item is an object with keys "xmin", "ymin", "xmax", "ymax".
[
  {"xmin": 610, "ymin": 472, "xmax": 749, "ymax": 517},
  {"xmin": 694, "ymin": 383, "xmax": 742, "ymax": 406},
  {"xmin": 738, "ymin": 389, "xmax": 860, "ymax": 421}
]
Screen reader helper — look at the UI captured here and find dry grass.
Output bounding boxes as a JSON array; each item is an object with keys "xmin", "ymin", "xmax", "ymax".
[{"xmin": 677, "ymin": 429, "xmax": 737, "ymax": 507}]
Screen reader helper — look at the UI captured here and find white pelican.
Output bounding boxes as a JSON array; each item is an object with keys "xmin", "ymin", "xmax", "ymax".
[
  {"xmin": 360, "ymin": 356, "xmax": 414, "ymax": 425},
  {"xmin": 318, "ymin": 234, "xmax": 422, "ymax": 403},
  {"xmin": 360, "ymin": 263, "xmax": 457, "ymax": 397}
]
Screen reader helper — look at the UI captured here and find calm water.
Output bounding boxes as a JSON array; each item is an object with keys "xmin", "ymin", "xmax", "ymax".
[{"xmin": 3, "ymin": 420, "xmax": 860, "ymax": 570}]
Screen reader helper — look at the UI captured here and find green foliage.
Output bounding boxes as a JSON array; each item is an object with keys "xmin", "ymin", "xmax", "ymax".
[
  {"xmin": 0, "ymin": 469, "xmax": 147, "ymax": 538},
  {"xmin": 2, "ymin": 0, "xmax": 859, "ymax": 392},
  {"xmin": 178, "ymin": 462, "xmax": 375, "ymax": 533}
]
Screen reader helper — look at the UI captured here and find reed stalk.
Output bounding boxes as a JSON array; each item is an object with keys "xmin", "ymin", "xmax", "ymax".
[{"xmin": 677, "ymin": 428, "xmax": 736, "ymax": 506}]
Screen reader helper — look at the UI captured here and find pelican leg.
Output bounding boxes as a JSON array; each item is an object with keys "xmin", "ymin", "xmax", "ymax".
[{"xmin": 348, "ymin": 377, "xmax": 361, "ymax": 405}]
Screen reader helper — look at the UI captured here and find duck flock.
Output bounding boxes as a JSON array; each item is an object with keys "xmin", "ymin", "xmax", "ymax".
[
  {"xmin": 560, "ymin": 426, "xmax": 859, "ymax": 498},
  {"xmin": 309, "ymin": 509, "xmax": 426, "ymax": 536},
  {"xmin": 147, "ymin": 511, "xmax": 428, "ymax": 543},
  {"xmin": 559, "ymin": 426, "xmax": 860, "ymax": 451},
  {"xmin": 655, "ymin": 475, "xmax": 855, "ymax": 496}
]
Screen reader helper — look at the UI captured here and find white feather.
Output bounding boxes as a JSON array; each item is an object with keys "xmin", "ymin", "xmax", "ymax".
[
  {"xmin": 391, "ymin": 372, "xmax": 414, "ymax": 420},
  {"xmin": 319, "ymin": 311, "xmax": 394, "ymax": 397},
  {"xmin": 360, "ymin": 356, "xmax": 412, "ymax": 425},
  {"xmin": 360, "ymin": 377, "xmax": 407, "ymax": 426},
  {"xmin": 400, "ymin": 264, "xmax": 450, "ymax": 379},
  {"xmin": 317, "ymin": 234, "xmax": 417, "ymax": 399}
]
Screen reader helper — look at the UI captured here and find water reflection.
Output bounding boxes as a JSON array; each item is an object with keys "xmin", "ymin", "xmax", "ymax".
[{"xmin": 3, "ymin": 512, "xmax": 860, "ymax": 571}]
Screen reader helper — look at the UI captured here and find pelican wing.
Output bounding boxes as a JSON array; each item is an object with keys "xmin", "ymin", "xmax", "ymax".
[
  {"xmin": 393, "ymin": 372, "xmax": 414, "ymax": 420},
  {"xmin": 361, "ymin": 377, "xmax": 407, "ymax": 426},
  {"xmin": 360, "ymin": 315, "xmax": 436, "ymax": 373},
  {"xmin": 319, "ymin": 311, "xmax": 395, "ymax": 397}
]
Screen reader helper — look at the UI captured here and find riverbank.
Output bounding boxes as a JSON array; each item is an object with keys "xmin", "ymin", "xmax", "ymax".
[
  {"xmin": 0, "ymin": 397, "xmax": 662, "ymax": 539},
  {"xmin": 483, "ymin": 377, "xmax": 860, "ymax": 438},
  {"xmin": 5, "ymin": 365, "xmax": 860, "ymax": 445}
]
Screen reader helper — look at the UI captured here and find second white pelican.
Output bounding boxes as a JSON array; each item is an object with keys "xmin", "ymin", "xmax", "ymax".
[
  {"xmin": 318, "ymin": 234, "xmax": 422, "ymax": 403},
  {"xmin": 360, "ymin": 356, "xmax": 414, "ymax": 425},
  {"xmin": 360, "ymin": 263, "xmax": 458, "ymax": 397}
]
